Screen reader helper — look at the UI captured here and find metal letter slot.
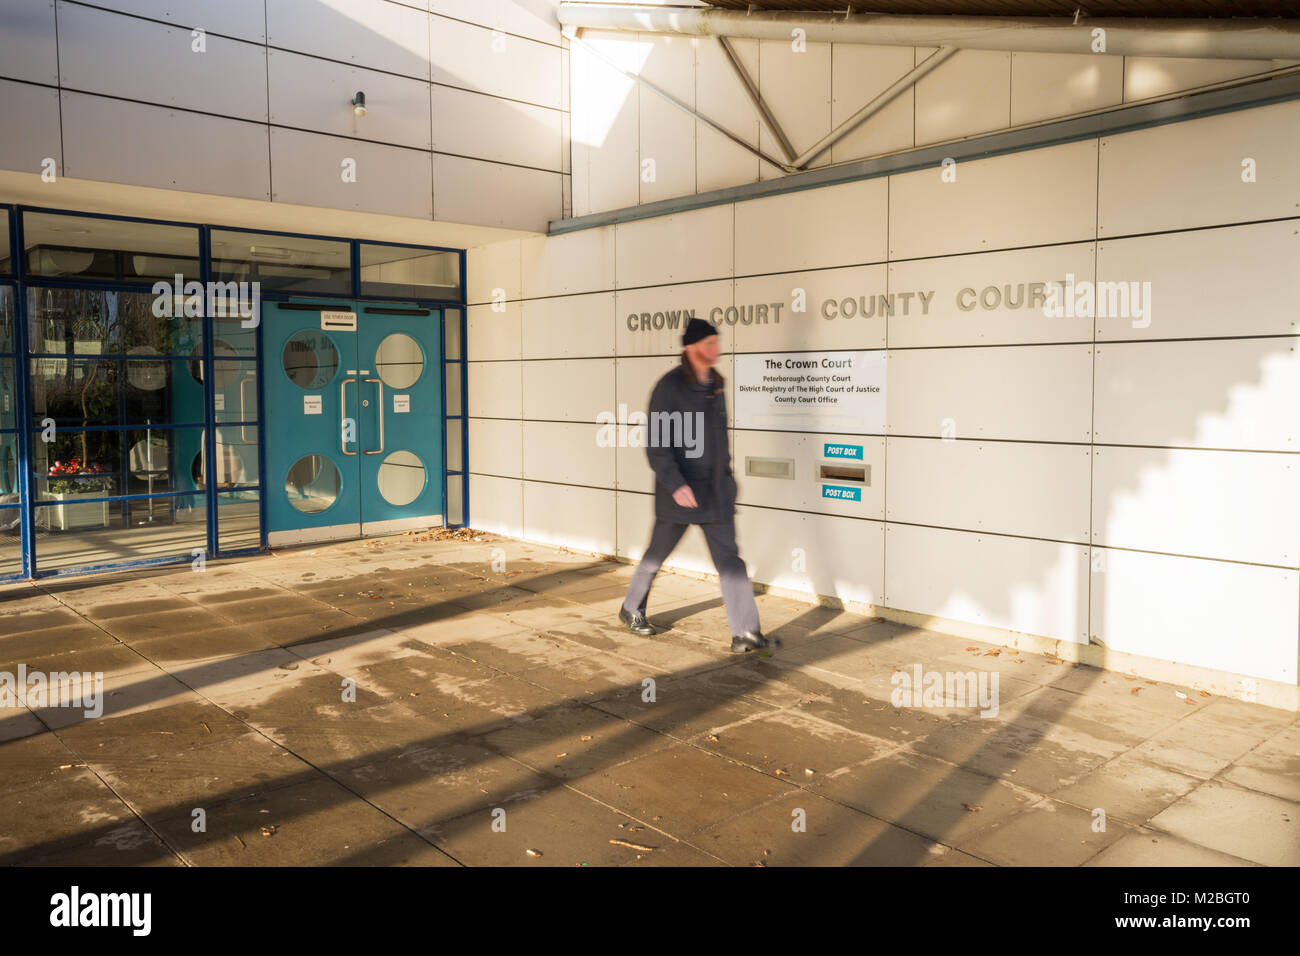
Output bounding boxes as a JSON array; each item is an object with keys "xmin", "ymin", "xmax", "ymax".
[
  {"xmin": 819, "ymin": 462, "xmax": 869, "ymax": 485},
  {"xmin": 745, "ymin": 456, "xmax": 795, "ymax": 480}
]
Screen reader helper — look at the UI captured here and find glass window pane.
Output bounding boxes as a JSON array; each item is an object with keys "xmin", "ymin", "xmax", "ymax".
[
  {"xmin": 443, "ymin": 308, "xmax": 460, "ymax": 359},
  {"xmin": 215, "ymin": 425, "xmax": 259, "ymax": 489},
  {"xmin": 445, "ymin": 417, "xmax": 462, "ymax": 472},
  {"xmin": 359, "ymin": 245, "xmax": 459, "ymax": 299},
  {"xmin": 444, "ymin": 361, "xmax": 461, "ymax": 416},
  {"xmin": 0, "ymin": 506, "xmax": 20, "ymax": 577},
  {"xmin": 27, "ymin": 287, "xmax": 201, "ymax": 356},
  {"xmin": 29, "ymin": 357, "xmax": 204, "ymax": 429},
  {"xmin": 0, "ymin": 432, "xmax": 17, "ymax": 493},
  {"xmin": 218, "ymin": 491, "xmax": 259, "ymax": 552},
  {"xmin": 34, "ymin": 493, "xmax": 207, "ymax": 573},
  {"xmin": 211, "ymin": 230, "xmax": 351, "ymax": 295},
  {"xmin": 0, "ymin": 209, "xmax": 10, "ymax": 274},
  {"xmin": 33, "ymin": 425, "xmax": 205, "ymax": 498},
  {"xmin": 0, "ymin": 286, "xmax": 12, "ymax": 352},
  {"xmin": 447, "ymin": 475, "xmax": 463, "ymax": 526},
  {"xmin": 212, "ymin": 361, "xmax": 258, "ymax": 424},
  {"xmin": 0, "ymin": 358, "xmax": 15, "ymax": 432},
  {"xmin": 23, "ymin": 212, "xmax": 199, "ymax": 282}
]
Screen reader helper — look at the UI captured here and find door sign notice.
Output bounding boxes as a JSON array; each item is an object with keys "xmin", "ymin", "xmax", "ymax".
[
  {"xmin": 303, "ymin": 395, "xmax": 322, "ymax": 415},
  {"xmin": 393, "ymin": 394, "xmax": 410, "ymax": 413}
]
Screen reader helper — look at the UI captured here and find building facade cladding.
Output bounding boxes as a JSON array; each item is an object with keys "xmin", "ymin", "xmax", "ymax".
[
  {"xmin": 466, "ymin": 98, "xmax": 1300, "ymax": 709},
  {"xmin": 0, "ymin": 0, "xmax": 569, "ymax": 233}
]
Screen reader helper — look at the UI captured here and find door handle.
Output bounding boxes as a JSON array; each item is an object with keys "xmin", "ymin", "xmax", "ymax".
[
  {"xmin": 340, "ymin": 377, "xmax": 357, "ymax": 456},
  {"xmin": 362, "ymin": 377, "xmax": 384, "ymax": 455}
]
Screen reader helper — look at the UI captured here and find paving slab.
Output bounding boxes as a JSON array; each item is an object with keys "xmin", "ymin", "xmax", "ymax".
[
  {"xmin": 958, "ymin": 797, "xmax": 1135, "ymax": 866},
  {"xmin": 1147, "ymin": 779, "xmax": 1300, "ymax": 867}
]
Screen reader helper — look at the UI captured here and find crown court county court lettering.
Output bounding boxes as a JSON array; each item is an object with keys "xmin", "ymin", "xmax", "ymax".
[{"xmin": 625, "ymin": 283, "xmax": 1065, "ymax": 332}]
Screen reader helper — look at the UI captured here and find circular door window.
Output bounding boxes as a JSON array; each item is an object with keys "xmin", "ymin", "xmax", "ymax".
[
  {"xmin": 282, "ymin": 331, "xmax": 339, "ymax": 390},
  {"xmin": 376, "ymin": 450, "xmax": 425, "ymax": 506},
  {"xmin": 375, "ymin": 333, "xmax": 423, "ymax": 389},
  {"xmin": 285, "ymin": 455, "xmax": 341, "ymax": 514}
]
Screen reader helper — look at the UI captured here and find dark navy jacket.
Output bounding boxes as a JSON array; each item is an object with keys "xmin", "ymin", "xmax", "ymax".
[{"xmin": 645, "ymin": 360, "xmax": 737, "ymax": 525}]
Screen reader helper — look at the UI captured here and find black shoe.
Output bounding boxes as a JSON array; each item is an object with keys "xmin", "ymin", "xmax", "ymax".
[
  {"xmin": 618, "ymin": 606, "xmax": 655, "ymax": 636},
  {"xmin": 731, "ymin": 630, "xmax": 780, "ymax": 653}
]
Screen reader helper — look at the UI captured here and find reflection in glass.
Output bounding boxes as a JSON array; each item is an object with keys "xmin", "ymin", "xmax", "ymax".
[
  {"xmin": 27, "ymin": 288, "xmax": 201, "ymax": 357},
  {"xmin": 23, "ymin": 212, "xmax": 199, "ymax": 282},
  {"xmin": 0, "ymin": 506, "xmax": 20, "ymax": 578},
  {"xmin": 282, "ymin": 331, "xmax": 339, "ymax": 390},
  {"xmin": 34, "ymin": 494, "xmax": 208, "ymax": 573},
  {"xmin": 211, "ymin": 230, "xmax": 351, "ymax": 295},
  {"xmin": 0, "ymin": 286, "xmax": 13, "ymax": 351},
  {"xmin": 359, "ymin": 245, "xmax": 460, "ymax": 299},
  {"xmin": 375, "ymin": 333, "xmax": 423, "ymax": 389},
  {"xmin": 377, "ymin": 450, "xmax": 425, "ymax": 506},
  {"xmin": 286, "ymin": 455, "xmax": 340, "ymax": 514},
  {"xmin": 218, "ymin": 491, "xmax": 260, "ymax": 552}
]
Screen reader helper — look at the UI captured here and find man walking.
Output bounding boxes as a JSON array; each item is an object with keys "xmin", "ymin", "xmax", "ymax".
[{"xmin": 617, "ymin": 318, "xmax": 776, "ymax": 653}]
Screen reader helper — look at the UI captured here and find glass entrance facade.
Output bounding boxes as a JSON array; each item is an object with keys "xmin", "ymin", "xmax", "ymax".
[{"xmin": 0, "ymin": 205, "xmax": 467, "ymax": 580}]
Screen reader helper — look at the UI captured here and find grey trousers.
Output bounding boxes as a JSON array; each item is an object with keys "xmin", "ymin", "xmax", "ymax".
[{"xmin": 622, "ymin": 519, "xmax": 762, "ymax": 636}]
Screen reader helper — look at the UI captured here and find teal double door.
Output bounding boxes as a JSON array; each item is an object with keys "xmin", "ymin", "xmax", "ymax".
[{"xmin": 265, "ymin": 300, "xmax": 443, "ymax": 546}]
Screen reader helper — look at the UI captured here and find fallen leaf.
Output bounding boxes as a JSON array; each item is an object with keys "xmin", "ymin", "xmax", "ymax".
[
  {"xmin": 526, "ymin": 848, "xmax": 543, "ymax": 857},
  {"xmin": 609, "ymin": 839, "xmax": 654, "ymax": 852}
]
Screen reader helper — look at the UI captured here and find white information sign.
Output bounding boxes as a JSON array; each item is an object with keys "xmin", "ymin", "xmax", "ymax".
[
  {"xmin": 303, "ymin": 395, "xmax": 322, "ymax": 415},
  {"xmin": 735, "ymin": 350, "xmax": 885, "ymax": 432},
  {"xmin": 393, "ymin": 394, "xmax": 410, "ymax": 413}
]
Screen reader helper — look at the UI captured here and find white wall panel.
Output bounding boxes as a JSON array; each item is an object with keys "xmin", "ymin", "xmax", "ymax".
[
  {"xmin": 1, "ymin": 0, "xmax": 57, "ymax": 85},
  {"xmin": 466, "ymin": 360, "xmax": 521, "ymax": 419},
  {"xmin": 522, "ymin": 292, "xmax": 615, "ymax": 359},
  {"xmin": 522, "ymin": 358, "xmax": 614, "ymax": 422},
  {"xmin": 886, "ymin": 345, "xmax": 1093, "ymax": 443},
  {"xmin": 638, "ymin": 34, "xmax": 695, "ymax": 204},
  {"xmin": 1089, "ymin": 548, "xmax": 1297, "ymax": 684},
  {"xmin": 915, "ymin": 49, "xmax": 1010, "ymax": 146},
  {"xmin": 467, "ymin": 302, "xmax": 520, "ymax": 361},
  {"xmin": 267, "ymin": 0, "xmax": 430, "ymax": 79},
  {"xmin": 615, "ymin": 280, "xmax": 732, "ymax": 356},
  {"xmin": 1093, "ymin": 338, "xmax": 1300, "ymax": 452},
  {"xmin": 613, "ymin": 354, "xmax": 679, "ymax": 415},
  {"xmin": 520, "ymin": 227, "xmax": 615, "ymax": 298},
  {"xmin": 432, "ymin": 85, "xmax": 561, "ymax": 171},
  {"xmin": 890, "ymin": 139, "xmax": 1097, "ymax": 260},
  {"xmin": 0, "ymin": 80, "xmax": 60, "ymax": 174},
  {"xmin": 887, "ymin": 243, "xmax": 1095, "ymax": 348},
  {"xmin": 269, "ymin": 49, "xmax": 431, "ymax": 149},
  {"xmin": 1098, "ymin": 100, "xmax": 1300, "ymax": 236},
  {"xmin": 735, "ymin": 178, "xmax": 887, "ymax": 276},
  {"xmin": 61, "ymin": 92, "xmax": 270, "ymax": 199},
  {"xmin": 885, "ymin": 523, "xmax": 1090, "ymax": 643},
  {"xmin": 430, "ymin": 16, "xmax": 559, "ymax": 106},
  {"xmin": 429, "ymin": 0, "xmax": 561, "ymax": 47},
  {"xmin": 522, "ymin": 480, "xmax": 616, "ymax": 554},
  {"xmin": 734, "ymin": 430, "xmax": 885, "ymax": 520},
  {"xmin": 59, "ymin": 4, "xmax": 267, "ymax": 122},
  {"xmin": 1095, "ymin": 221, "xmax": 1300, "ymax": 341},
  {"xmin": 521, "ymin": 421, "xmax": 614, "ymax": 487},
  {"xmin": 468, "ymin": 417, "xmax": 522, "ymax": 477},
  {"xmin": 271, "ymin": 128, "xmax": 432, "ymax": 218},
  {"xmin": 469, "ymin": 473, "xmax": 523, "ymax": 537},
  {"xmin": 756, "ymin": 40, "xmax": 831, "ymax": 179},
  {"xmin": 1092, "ymin": 446, "xmax": 1300, "ymax": 567},
  {"xmin": 467, "ymin": 239, "xmax": 521, "ymax": 305},
  {"xmin": 616, "ymin": 490, "xmax": 715, "ymax": 575},
  {"xmin": 1010, "ymin": 52, "xmax": 1122, "ymax": 127},
  {"xmin": 829, "ymin": 44, "xmax": 915, "ymax": 165},
  {"xmin": 434, "ymin": 154, "xmax": 559, "ymax": 232},
  {"xmin": 615, "ymin": 204, "xmax": 732, "ymax": 289},
  {"xmin": 570, "ymin": 30, "xmax": 638, "ymax": 214},
  {"xmin": 695, "ymin": 36, "xmax": 759, "ymax": 193},
  {"xmin": 1123, "ymin": 56, "xmax": 1285, "ymax": 102},
  {"xmin": 732, "ymin": 265, "xmax": 888, "ymax": 353},
  {"xmin": 734, "ymin": 504, "xmax": 815, "ymax": 599},
  {"xmin": 804, "ymin": 511, "xmax": 885, "ymax": 608},
  {"xmin": 886, "ymin": 437, "xmax": 1091, "ymax": 543},
  {"xmin": 96, "ymin": 0, "xmax": 267, "ymax": 43}
]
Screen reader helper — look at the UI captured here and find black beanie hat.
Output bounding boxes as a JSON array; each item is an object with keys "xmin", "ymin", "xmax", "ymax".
[{"xmin": 682, "ymin": 317, "xmax": 719, "ymax": 347}]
